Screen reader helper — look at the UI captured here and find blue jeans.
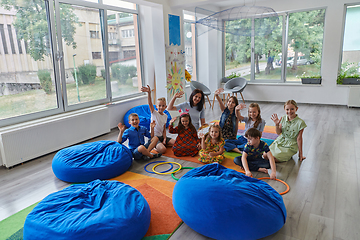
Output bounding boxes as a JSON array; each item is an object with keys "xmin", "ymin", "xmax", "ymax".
[
  {"xmin": 224, "ymin": 135, "xmax": 247, "ymax": 152},
  {"xmin": 234, "ymin": 156, "xmax": 270, "ymax": 171},
  {"xmin": 132, "ymin": 141, "xmax": 151, "ymax": 160}
]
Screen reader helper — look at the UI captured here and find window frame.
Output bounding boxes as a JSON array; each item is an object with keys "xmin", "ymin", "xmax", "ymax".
[{"xmin": 0, "ymin": 0, "xmax": 144, "ymax": 127}]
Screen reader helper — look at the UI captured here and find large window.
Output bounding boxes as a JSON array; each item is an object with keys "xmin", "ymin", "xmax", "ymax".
[
  {"xmin": 224, "ymin": 8, "xmax": 325, "ymax": 82},
  {"xmin": 341, "ymin": 5, "xmax": 360, "ymax": 80},
  {"xmin": 0, "ymin": 0, "xmax": 142, "ymax": 127},
  {"xmin": 184, "ymin": 14, "xmax": 197, "ymax": 81}
]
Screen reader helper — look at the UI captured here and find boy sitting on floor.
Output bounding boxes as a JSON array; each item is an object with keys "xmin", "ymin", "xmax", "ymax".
[
  {"xmin": 141, "ymin": 85, "xmax": 175, "ymax": 154},
  {"xmin": 117, "ymin": 113, "xmax": 162, "ymax": 161},
  {"xmin": 234, "ymin": 128, "xmax": 276, "ymax": 179}
]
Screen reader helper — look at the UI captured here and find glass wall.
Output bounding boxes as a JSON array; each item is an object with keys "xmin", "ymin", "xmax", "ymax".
[
  {"xmin": 224, "ymin": 8, "xmax": 325, "ymax": 83},
  {"xmin": 340, "ymin": 5, "xmax": 360, "ymax": 82},
  {"xmin": 286, "ymin": 9, "xmax": 325, "ymax": 81},
  {"xmin": 0, "ymin": 0, "xmax": 142, "ymax": 127},
  {"xmin": 184, "ymin": 14, "xmax": 197, "ymax": 81}
]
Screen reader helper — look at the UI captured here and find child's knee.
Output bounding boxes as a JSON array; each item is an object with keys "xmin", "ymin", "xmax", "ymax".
[{"xmin": 137, "ymin": 145, "xmax": 146, "ymax": 153}]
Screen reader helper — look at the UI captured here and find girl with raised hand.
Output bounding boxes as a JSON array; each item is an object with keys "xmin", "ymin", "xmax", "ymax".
[
  {"xmin": 167, "ymin": 89, "xmax": 205, "ymax": 130},
  {"xmin": 224, "ymin": 102, "xmax": 265, "ymax": 153},
  {"xmin": 169, "ymin": 113, "xmax": 200, "ymax": 157},
  {"xmin": 269, "ymin": 100, "xmax": 307, "ymax": 162},
  {"xmin": 198, "ymin": 124, "xmax": 225, "ymax": 164}
]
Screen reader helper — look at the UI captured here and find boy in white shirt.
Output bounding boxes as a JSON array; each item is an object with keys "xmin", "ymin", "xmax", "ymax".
[{"xmin": 141, "ymin": 85, "xmax": 175, "ymax": 154}]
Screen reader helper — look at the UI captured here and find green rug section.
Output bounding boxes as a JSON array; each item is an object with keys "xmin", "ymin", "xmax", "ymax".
[
  {"xmin": 142, "ymin": 234, "xmax": 170, "ymax": 240},
  {"xmin": 0, "ymin": 202, "xmax": 38, "ymax": 240},
  {"xmin": 224, "ymin": 151, "xmax": 241, "ymax": 159}
]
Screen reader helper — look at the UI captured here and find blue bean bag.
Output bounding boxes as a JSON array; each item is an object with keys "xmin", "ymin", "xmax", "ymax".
[
  {"xmin": 52, "ymin": 140, "xmax": 132, "ymax": 183},
  {"xmin": 172, "ymin": 163, "xmax": 287, "ymax": 240},
  {"xmin": 124, "ymin": 105, "xmax": 171, "ymax": 130},
  {"xmin": 23, "ymin": 180, "xmax": 151, "ymax": 240}
]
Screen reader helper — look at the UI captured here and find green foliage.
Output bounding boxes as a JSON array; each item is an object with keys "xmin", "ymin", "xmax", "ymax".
[
  {"xmin": 227, "ymin": 72, "xmax": 241, "ymax": 79},
  {"xmin": 101, "ymin": 69, "xmax": 106, "ymax": 80},
  {"xmin": 0, "ymin": 0, "xmax": 78, "ymax": 61},
  {"xmin": 77, "ymin": 64, "xmax": 97, "ymax": 85},
  {"xmin": 111, "ymin": 64, "xmax": 137, "ymax": 84},
  {"xmin": 337, "ymin": 62, "xmax": 360, "ymax": 84},
  {"xmin": 37, "ymin": 70, "xmax": 52, "ymax": 94}
]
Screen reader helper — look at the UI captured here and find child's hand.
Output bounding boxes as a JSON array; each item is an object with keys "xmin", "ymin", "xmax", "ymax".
[
  {"xmin": 174, "ymin": 91, "xmax": 184, "ymax": 99},
  {"xmin": 150, "ymin": 120, "xmax": 156, "ymax": 128},
  {"xmin": 271, "ymin": 114, "xmax": 282, "ymax": 126},
  {"xmin": 299, "ymin": 154, "xmax": 306, "ymax": 162},
  {"xmin": 209, "ymin": 152, "xmax": 216, "ymax": 157},
  {"xmin": 270, "ymin": 172, "xmax": 276, "ymax": 180},
  {"xmin": 236, "ymin": 103, "xmax": 246, "ymax": 111},
  {"xmin": 197, "ymin": 142, "xmax": 201, "ymax": 150},
  {"xmin": 141, "ymin": 85, "xmax": 151, "ymax": 93},
  {"xmin": 118, "ymin": 123, "xmax": 126, "ymax": 132},
  {"xmin": 162, "ymin": 139, "xmax": 167, "ymax": 145},
  {"xmin": 245, "ymin": 171, "xmax": 252, "ymax": 178},
  {"xmin": 198, "ymin": 132, "xmax": 205, "ymax": 138},
  {"xmin": 214, "ymin": 88, "xmax": 224, "ymax": 95},
  {"xmin": 170, "ymin": 117, "xmax": 177, "ymax": 125}
]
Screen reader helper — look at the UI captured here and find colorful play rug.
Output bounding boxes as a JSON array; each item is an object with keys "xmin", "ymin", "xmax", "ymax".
[
  {"xmin": 0, "ymin": 172, "xmax": 181, "ymax": 240},
  {"xmin": 163, "ymin": 122, "xmax": 278, "ymax": 172}
]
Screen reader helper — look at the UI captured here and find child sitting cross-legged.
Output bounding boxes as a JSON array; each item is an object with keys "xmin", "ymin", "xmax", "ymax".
[
  {"xmin": 169, "ymin": 113, "xmax": 200, "ymax": 157},
  {"xmin": 198, "ymin": 124, "xmax": 225, "ymax": 164},
  {"xmin": 234, "ymin": 128, "xmax": 276, "ymax": 179},
  {"xmin": 117, "ymin": 113, "xmax": 162, "ymax": 161}
]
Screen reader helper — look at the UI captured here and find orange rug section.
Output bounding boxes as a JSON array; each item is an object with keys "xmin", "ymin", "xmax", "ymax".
[
  {"xmin": 110, "ymin": 172, "xmax": 181, "ymax": 237},
  {"xmin": 162, "ymin": 147, "xmax": 244, "ymax": 173}
]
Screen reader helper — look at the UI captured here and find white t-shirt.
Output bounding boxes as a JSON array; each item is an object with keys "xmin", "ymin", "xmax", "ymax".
[{"xmin": 151, "ymin": 111, "xmax": 168, "ymax": 137}]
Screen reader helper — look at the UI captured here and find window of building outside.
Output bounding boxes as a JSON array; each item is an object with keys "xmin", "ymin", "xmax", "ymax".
[
  {"xmin": 0, "ymin": 0, "xmax": 142, "ymax": 127},
  {"xmin": 224, "ymin": 8, "xmax": 325, "ymax": 82},
  {"xmin": 341, "ymin": 5, "xmax": 360, "ymax": 81},
  {"xmin": 184, "ymin": 13, "xmax": 197, "ymax": 81}
]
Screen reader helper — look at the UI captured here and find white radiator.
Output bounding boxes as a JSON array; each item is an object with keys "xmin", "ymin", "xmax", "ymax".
[
  {"xmin": 0, "ymin": 106, "xmax": 110, "ymax": 168},
  {"xmin": 348, "ymin": 86, "xmax": 360, "ymax": 107}
]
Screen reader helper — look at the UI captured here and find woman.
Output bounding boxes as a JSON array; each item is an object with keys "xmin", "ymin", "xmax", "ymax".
[{"xmin": 167, "ymin": 89, "xmax": 205, "ymax": 130}]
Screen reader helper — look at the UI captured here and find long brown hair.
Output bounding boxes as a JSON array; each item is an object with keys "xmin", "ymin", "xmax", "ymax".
[
  {"xmin": 248, "ymin": 103, "xmax": 262, "ymax": 128},
  {"xmin": 205, "ymin": 124, "xmax": 222, "ymax": 143},
  {"xmin": 189, "ymin": 89, "xmax": 205, "ymax": 111},
  {"xmin": 227, "ymin": 96, "xmax": 239, "ymax": 109},
  {"xmin": 177, "ymin": 113, "xmax": 197, "ymax": 134}
]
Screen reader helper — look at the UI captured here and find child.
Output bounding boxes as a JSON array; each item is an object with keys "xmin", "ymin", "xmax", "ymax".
[
  {"xmin": 198, "ymin": 124, "xmax": 225, "ymax": 163},
  {"xmin": 141, "ymin": 85, "xmax": 175, "ymax": 154},
  {"xmin": 169, "ymin": 113, "xmax": 200, "ymax": 157},
  {"xmin": 117, "ymin": 113, "xmax": 162, "ymax": 161},
  {"xmin": 269, "ymin": 100, "xmax": 307, "ymax": 162},
  {"xmin": 167, "ymin": 89, "xmax": 206, "ymax": 130},
  {"xmin": 224, "ymin": 102, "xmax": 265, "ymax": 153},
  {"xmin": 214, "ymin": 88, "xmax": 244, "ymax": 140},
  {"xmin": 234, "ymin": 128, "xmax": 276, "ymax": 179}
]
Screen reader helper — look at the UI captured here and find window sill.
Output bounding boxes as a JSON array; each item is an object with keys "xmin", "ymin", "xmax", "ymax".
[{"xmin": 247, "ymin": 82, "xmax": 322, "ymax": 86}]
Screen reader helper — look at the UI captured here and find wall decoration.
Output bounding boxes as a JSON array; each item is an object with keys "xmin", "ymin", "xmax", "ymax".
[
  {"xmin": 169, "ymin": 14, "xmax": 181, "ymax": 46},
  {"xmin": 166, "ymin": 45, "xmax": 185, "ymax": 100}
]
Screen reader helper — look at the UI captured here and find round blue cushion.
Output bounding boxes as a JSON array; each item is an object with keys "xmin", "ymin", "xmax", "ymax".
[
  {"xmin": 124, "ymin": 105, "xmax": 171, "ymax": 130},
  {"xmin": 172, "ymin": 163, "xmax": 287, "ymax": 240},
  {"xmin": 24, "ymin": 180, "xmax": 151, "ymax": 240},
  {"xmin": 52, "ymin": 141, "xmax": 132, "ymax": 183}
]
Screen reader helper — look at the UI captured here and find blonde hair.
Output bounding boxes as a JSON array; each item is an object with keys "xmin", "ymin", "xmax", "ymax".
[
  {"xmin": 248, "ymin": 103, "xmax": 262, "ymax": 128},
  {"xmin": 128, "ymin": 113, "xmax": 139, "ymax": 120},
  {"xmin": 157, "ymin": 97, "xmax": 166, "ymax": 104},
  {"xmin": 284, "ymin": 100, "xmax": 298, "ymax": 108},
  {"xmin": 205, "ymin": 124, "xmax": 222, "ymax": 143}
]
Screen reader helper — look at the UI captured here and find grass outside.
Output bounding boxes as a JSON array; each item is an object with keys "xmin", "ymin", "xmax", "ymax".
[{"xmin": 0, "ymin": 77, "xmax": 138, "ymax": 120}]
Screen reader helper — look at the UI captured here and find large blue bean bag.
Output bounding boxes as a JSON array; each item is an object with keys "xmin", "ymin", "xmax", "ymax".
[
  {"xmin": 172, "ymin": 163, "xmax": 287, "ymax": 240},
  {"xmin": 124, "ymin": 105, "xmax": 171, "ymax": 130},
  {"xmin": 52, "ymin": 140, "xmax": 132, "ymax": 183},
  {"xmin": 23, "ymin": 180, "xmax": 151, "ymax": 240}
]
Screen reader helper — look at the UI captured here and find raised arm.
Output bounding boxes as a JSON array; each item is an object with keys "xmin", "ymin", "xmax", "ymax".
[
  {"xmin": 235, "ymin": 103, "xmax": 246, "ymax": 122},
  {"xmin": 271, "ymin": 114, "xmax": 282, "ymax": 135},
  {"xmin": 199, "ymin": 133, "xmax": 206, "ymax": 149},
  {"xmin": 167, "ymin": 91, "xmax": 184, "ymax": 111},
  {"xmin": 150, "ymin": 120, "xmax": 156, "ymax": 138},
  {"xmin": 141, "ymin": 85, "xmax": 154, "ymax": 113},
  {"xmin": 117, "ymin": 123, "xmax": 126, "ymax": 143},
  {"xmin": 214, "ymin": 88, "xmax": 226, "ymax": 112},
  {"xmin": 297, "ymin": 129, "xmax": 306, "ymax": 161}
]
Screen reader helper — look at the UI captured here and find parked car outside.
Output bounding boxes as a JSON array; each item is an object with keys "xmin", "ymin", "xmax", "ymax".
[{"xmin": 287, "ymin": 56, "xmax": 313, "ymax": 67}]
